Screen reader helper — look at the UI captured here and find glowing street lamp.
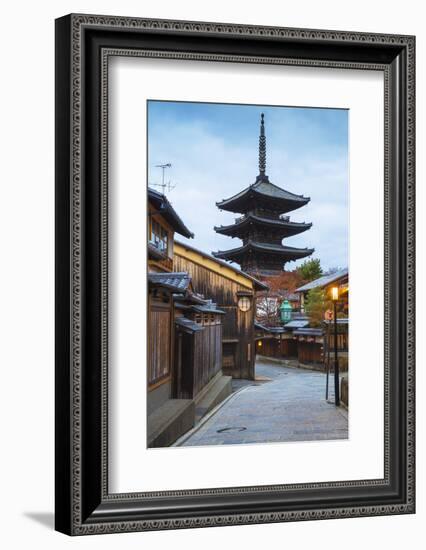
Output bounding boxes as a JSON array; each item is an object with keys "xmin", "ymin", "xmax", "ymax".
[{"xmin": 331, "ymin": 286, "xmax": 340, "ymax": 406}]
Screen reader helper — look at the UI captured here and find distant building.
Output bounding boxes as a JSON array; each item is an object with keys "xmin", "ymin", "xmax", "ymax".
[
  {"xmin": 255, "ymin": 322, "xmax": 297, "ymax": 358},
  {"xmin": 295, "ymin": 268, "xmax": 349, "ymax": 314},
  {"xmin": 147, "ymin": 189, "xmax": 231, "ymax": 447},
  {"xmin": 255, "ymin": 268, "xmax": 349, "ymax": 370},
  {"xmin": 295, "ymin": 268, "xmax": 349, "ymax": 368},
  {"xmin": 212, "ymin": 113, "xmax": 314, "ymax": 276},
  {"xmin": 174, "ymin": 240, "xmax": 268, "ymax": 379}
]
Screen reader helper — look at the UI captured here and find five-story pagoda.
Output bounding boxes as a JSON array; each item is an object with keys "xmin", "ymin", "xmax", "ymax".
[{"xmin": 212, "ymin": 113, "xmax": 314, "ymax": 276}]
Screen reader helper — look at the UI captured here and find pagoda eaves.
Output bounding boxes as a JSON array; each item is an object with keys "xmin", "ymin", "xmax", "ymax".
[
  {"xmin": 214, "ymin": 213, "xmax": 312, "ymax": 239},
  {"xmin": 216, "ymin": 176, "xmax": 310, "ymax": 215},
  {"xmin": 212, "ymin": 240, "xmax": 314, "ymax": 264}
]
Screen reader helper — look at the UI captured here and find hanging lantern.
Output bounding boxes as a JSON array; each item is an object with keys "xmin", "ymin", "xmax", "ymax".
[{"xmin": 280, "ymin": 299, "xmax": 292, "ymax": 323}]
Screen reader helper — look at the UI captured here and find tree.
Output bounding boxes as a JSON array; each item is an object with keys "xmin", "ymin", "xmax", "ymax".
[
  {"xmin": 304, "ymin": 287, "xmax": 329, "ymax": 327},
  {"xmin": 297, "ymin": 258, "xmax": 323, "ymax": 282},
  {"xmin": 262, "ymin": 270, "xmax": 304, "ymax": 294},
  {"xmin": 255, "ymin": 269, "xmax": 305, "ymax": 326},
  {"xmin": 255, "ymin": 293, "xmax": 280, "ymax": 326}
]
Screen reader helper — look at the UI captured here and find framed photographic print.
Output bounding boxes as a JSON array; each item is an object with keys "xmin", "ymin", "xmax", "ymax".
[{"xmin": 55, "ymin": 14, "xmax": 415, "ymax": 535}]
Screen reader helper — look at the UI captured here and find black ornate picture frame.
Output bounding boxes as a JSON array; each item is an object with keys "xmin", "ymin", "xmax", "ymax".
[{"xmin": 55, "ymin": 14, "xmax": 415, "ymax": 535}]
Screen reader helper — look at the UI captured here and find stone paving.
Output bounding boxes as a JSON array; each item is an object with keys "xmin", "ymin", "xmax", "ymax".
[{"xmin": 178, "ymin": 358, "xmax": 348, "ymax": 447}]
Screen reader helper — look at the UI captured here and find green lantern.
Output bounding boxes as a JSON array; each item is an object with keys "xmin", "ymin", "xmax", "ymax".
[{"xmin": 280, "ymin": 299, "xmax": 292, "ymax": 323}]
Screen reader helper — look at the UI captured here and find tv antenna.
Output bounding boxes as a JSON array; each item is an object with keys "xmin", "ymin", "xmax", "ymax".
[{"xmin": 151, "ymin": 163, "xmax": 176, "ymax": 194}]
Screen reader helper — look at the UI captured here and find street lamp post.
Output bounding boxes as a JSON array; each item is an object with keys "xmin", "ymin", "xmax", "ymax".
[{"xmin": 331, "ymin": 286, "xmax": 340, "ymax": 406}]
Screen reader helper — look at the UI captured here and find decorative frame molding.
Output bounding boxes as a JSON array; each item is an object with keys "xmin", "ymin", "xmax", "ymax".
[{"xmin": 55, "ymin": 14, "xmax": 415, "ymax": 535}]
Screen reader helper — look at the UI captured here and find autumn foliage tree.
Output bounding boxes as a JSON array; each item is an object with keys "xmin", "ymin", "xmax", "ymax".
[
  {"xmin": 256, "ymin": 270, "xmax": 305, "ymax": 326},
  {"xmin": 263, "ymin": 270, "xmax": 305, "ymax": 294},
  {"xmin": 255, "ymin": 259, "xmax": 325, "ymax": 326}
]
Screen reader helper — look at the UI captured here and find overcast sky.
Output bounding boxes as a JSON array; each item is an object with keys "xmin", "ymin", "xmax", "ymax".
[{"xmin": 147, "ymin": 101, "xmax": 349, "ymax": 272}]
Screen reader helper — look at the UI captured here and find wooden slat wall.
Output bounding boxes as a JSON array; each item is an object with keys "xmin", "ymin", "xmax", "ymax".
[
  {"xmin": 174, "ymin": 254, "xmax": 255, "ymax": 379},
  {"xmin": 298, "ymin": 342, "xmax": 323, "ymax": 364},
  {"xmin": 258, "ymin": 337, "xmax": 299, "ymax": 359},
  {"xmin": 173, "ymin": 257, "xmax": 240, "ymax": 305},
  {"xmin": 148, "ymin": 307, "xmax": 171, "ymax": 385},
  {"xmin": 192, "ymin": 319, "xmax": 222, "ymax": 397}
]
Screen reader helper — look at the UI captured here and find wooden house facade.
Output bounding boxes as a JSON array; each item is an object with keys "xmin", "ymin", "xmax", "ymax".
[
  {"xmin": 174, "ymin": 241, "xmax": 268, "ymax": 379},
  {"xmin": 147, "ymin": 189, "xmax": 231, "ymax": 447}
]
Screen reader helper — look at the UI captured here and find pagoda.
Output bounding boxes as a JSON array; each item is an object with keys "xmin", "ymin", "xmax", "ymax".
[{"xmin": 212, "ymin": 113, "xmax": 314, "ymax": 276}]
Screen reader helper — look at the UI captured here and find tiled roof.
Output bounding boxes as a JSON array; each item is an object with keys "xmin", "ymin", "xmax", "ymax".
[
  {"xmin": 216, "ymin": 177, "xmax": 309, "ymax": 210},
  {"xmin": 294, "ymin": 327, "xmax": 324, "ymax": 336},
  {"xmin": 295, "ymin": 268, "xmax": 349, "ymax": 293},
  {"xmin": 214, "ymin": 214, "xmax": 312, "ymax": 237},
  {"xmin": 254, "ymin": 322, "xmax": 286, "ymax": 334},
  {"xmin": 254, "ymin": 179, "xmax": 309, "ymax": 202},
  {"xmin": 191, "ymin": 300, "xmax": 226, "ymax": 315},
  {"xmin": 284, "ymin": 319, "xmax": 310, "ymax": 329},
  {"xmin": 213, "ymin": 241, "xmax": 314, "ymax": 259},
  {"xmin": 148, "ymin": 272, "xmax": 191, "ymax": 293},
  {"xmin": 175, "ymin": 317, "xmax": 204, "ymax": 333}
]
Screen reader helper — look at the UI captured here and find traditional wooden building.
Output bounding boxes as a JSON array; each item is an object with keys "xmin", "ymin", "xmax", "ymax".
[
  {"xmin": 254, "ymin": 323, "xmax": 296, "ymax": 358},
  {"xmin": 292, "ymin": 327, "xmax": 325, "ymax": 365},
  {"xmin": 293, "ymin": 268, "xmax": 349, "ymax": 368},
  {"xmin": 147, "ymin": 189, "xmax": 232, "ymax": 447},
  {"xmin": 148, "ymin": 187, "xmax": 194, "ymax": 272},
  {"xmin": 296, "ymin": 268, "xmax": 349, "ymax": 314},
  {"xmin": 174, "ymin": 240, "xmax": 268, "ymax": 379},
  {"xmin": 255, "ymin": 321, "xmax": 325, "ymax": 366},
  {"xmin": 213, "ymin": 113, "xmax": 314, "ymax": 276}
]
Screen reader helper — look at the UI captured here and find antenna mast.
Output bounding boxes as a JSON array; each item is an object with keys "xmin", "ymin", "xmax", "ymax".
[{"xmin": 152, "ymin": 163, "xmax": 176, "ymax": 194}]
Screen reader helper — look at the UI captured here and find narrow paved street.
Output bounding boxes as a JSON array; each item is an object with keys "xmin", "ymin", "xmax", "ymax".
[{"xmin": 176, "ymin": 358, "xmax": 348, "ymax": 447}]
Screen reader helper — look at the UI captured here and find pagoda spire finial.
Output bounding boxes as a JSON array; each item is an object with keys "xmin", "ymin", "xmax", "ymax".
[{"xmin": 259, "ymin": 113, "xmax": 266, "ymax": 177}]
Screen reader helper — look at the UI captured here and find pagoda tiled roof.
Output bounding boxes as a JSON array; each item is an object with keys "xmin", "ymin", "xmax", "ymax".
[
  {"xmin": 212, "ymin": 241, "xmax": 314, "ymax": 261},
  {"xmin": 216, "ymin": 176, "xmax": 310, "ymax": 213},
  {"xmin": 214, "ymin": 213, "xmax": 312, "ymax": 236}
]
